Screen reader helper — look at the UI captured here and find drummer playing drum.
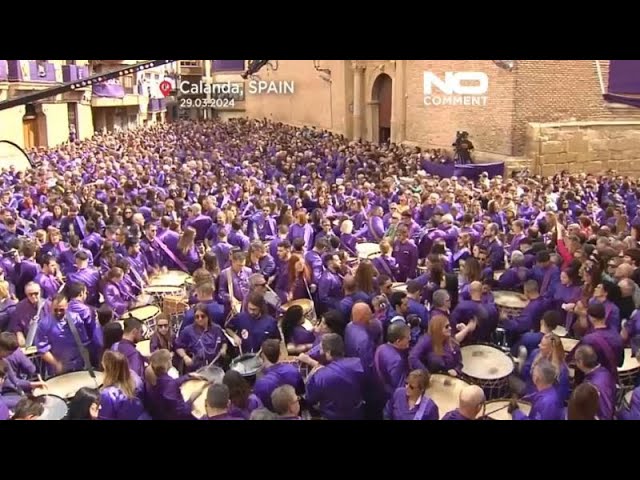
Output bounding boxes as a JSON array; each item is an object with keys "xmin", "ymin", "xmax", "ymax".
[
  {"xmin": 175, "ymin": 304, "xmax": 227, "ymax": 372},
  {"xmin": 225, "ymin": 293, "xmax": 280, "ymax": 354}
]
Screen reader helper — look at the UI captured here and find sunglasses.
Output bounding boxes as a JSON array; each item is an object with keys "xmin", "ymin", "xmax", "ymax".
[{"xmin": 194, "ymin": 314, "xmax": 208, "ymax": 319}]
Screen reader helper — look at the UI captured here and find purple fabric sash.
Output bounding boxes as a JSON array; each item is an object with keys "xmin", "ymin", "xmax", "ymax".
[
  {"xmin": 413, "ymin": 395, "xmax": 429, "ymax": 421},
  {"xmin": 377, "ymin": 256, "xmax": 396, "ymax": 282},
  {"xmin": 154, "ymin": 237, "xmax": 190, "ymax": 273}
]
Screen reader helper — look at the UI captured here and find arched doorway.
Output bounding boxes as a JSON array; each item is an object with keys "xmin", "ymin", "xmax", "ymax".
[{"xmin": 371, "ymin": 73, "xmax": 392, "ymax": 144}]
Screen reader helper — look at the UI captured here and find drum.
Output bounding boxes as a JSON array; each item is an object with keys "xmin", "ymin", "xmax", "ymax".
[
  {"xmin": 179, "ymin": 378, "xmax": 210, "ymax": 419},
  {"xmin": 356, "ymin": 243, "xmax": 380, "ymax": 260},
  {"xmin": 493, "ymin": 270, "xmax": 505, "ymax": 281},
  {"xmin": 121, "ymin": 305, "xmax": 161, "ymax": 338},
  {"xmin": 391, "ymin": 282, "xmax": 408, "ymax": 293},
  {"xmin": 230, "ymin": 353, "xmax": 263, "ymax": 383},
  {"xmin": 560, "ymin": 337, "xmax": 579, "ymax": 355},
  {"xmin": 37, "ymin": 395, "xmax": 69, "ymax": 420},
  {"xmin": 281, "ymin": 298, "xmax": 317, "ymax": 326},
  {"xmin": 162, "ymin": 295, "xmax": 189, "ymax": 317},
  {"xmin": 460, "ymin": 344, "xmax": 514, "ymax": 399},
  {"xmin": 479, "ymin": 400, "xmax": 532, "ymax": 420},
  {"xmin": 34, "ymin": 371, "xmax": 105, "ymax": 399},
  {"xmin": 552, "ymin": 326, "xmax": 568, "ymax": 337},
  {"xmin": 144, "ymin": 286, "xmax": 185, "ymax": 306},
  {"xmin": 425, "ymin": 374, "xmax": 471, "ymax": 419},
  {"xmin": 493, "ymin": 290, "xmax": 528, "ymax": 318},
  {"xmin": 136, "ymin": 340, "xmax": 151, "ymax": 357},
  {"xmin": 149, "ymin": 270, "xmax": 190, "ymax": 287},
  {"xmin": 618, "ymin": 348, "xmax": 640, "ymax": 389}
]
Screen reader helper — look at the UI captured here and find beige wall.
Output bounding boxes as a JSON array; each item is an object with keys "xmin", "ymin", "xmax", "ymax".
[
  {"xmin": 0, "ymin": 105, "xmax": 26, "ymax": 148},
  {"xmin": 77, "ymin": 103, "xmax": 94, "ymax": 140},
  {"xmin": 41, "ymin": 103, "xmax": 69, "ymax": 146}
]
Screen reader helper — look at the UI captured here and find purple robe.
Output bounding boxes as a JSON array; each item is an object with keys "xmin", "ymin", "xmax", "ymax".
[
  {"xmin": 175, "ymin": 323, "xmax": 225, "ymax": 371},
  {"xmin": 251, "ymin": 254, "xmax": 277, "ymax": 280},
  {"xmin": 618, "ymin": 386, "xmax": 640, "ymax": 421},
  {"xmin": 450, "ymin": 299, "xmax": 498, "ymax": 344},
  {"xmin": 383, "ymin": 387, "xmax": 439, "ymax": 420},
  {"xmin": 408, "ymin": 335, "xmax": 462, "ymax": 374},
  {"xmin": 228, "ymin": 394, "xmax": 263, "ymax": 420},
  {"xmin": 34, "ymin": 272, "xmax": 62, "ymax": 300},
  {"xmin": 344, "ymin": 322, "xmax": 376, "ymax": 376},
  {"xmin": 58, "ymin": 248, "xmax": 94, "ymax": 275},
  {"xmin": 0, "ymin": 399, "xmax": 8, "ymax": 420},
  {"xmin": 513, "ymin": 387, "xmax": 564, "ymax": 420},
  {"xmin": 305, "ymin": 357, "xmax": 365, "ymax": 420},
  {"xmin": 68, "ymin": 299, "xmax": 100, "ymax": 363},
  {"xmin": 103, "ymin": 282, "xmax": 130, "ymax": 316},
  {"xmin": 227, "ymin": 313, "xmax": 279, "ymax": 353},
  {"xmin": 372, "ymin": 255, "xmax": 400, "ymax": 282},
  {"xmin": 0, "ymin": 298, "xmax": 17, "ymax": 332},
  {"xmin": 291, "ymin": 325, "xmax": 315, "ymax": 346},
  {"xmin": 140, "ymin": 237, "xmax": 163, "ymax": 270},
  {"xmin": 4, "ymin": 348, "xmax": 36, "ymax": 383},
  {"xmin": 35, "ymin": 311, "xmax": 89, "ymax": 373},
  {"xmin": 363, "ymin": 216, "xmax": 385, "ymax": 243},
  {"xmin": 9, "ymin": 298, "xmax": 39, "ymax": 336},
  {"xmin": 14, "ymin": 260, "xmax": 40, "ymax": 300},
  {"xmin": 187, "ymin": 214, "xmax": 214, "ymax": 244},
  {"xmin": 228, "ymin": 229, "xmax": 251, "ymax": 252},
  {"xmin": 253, "ymin": 363, "xmax": 305, "ymax": 410},
  {"xmin": 213, "ymin": 241, "xmax": 233, "ymax": 270},
  {"xmin": 496, "ymin": 267, "xmax": 530, "ymax": 291},
  {"xmin": 99, "ymin": 377, "xmax": 148, "ymax": 421},
  {"xmin": 374, "ymin": 343, "xmax": 409, "ymax": 401},
  {"xmin": 67, "ymin": 267, "xmax": 101, "ymax": 306},
  {"xmin": 571, "ymin": 328, "xmax": 624, "ymax": 379},
  {"xmin": 288, "ymin": 223, "xmax": 314, "ymax": 251},
  {"xmin": 304, "ymin": 250, "xmax": 324, "ymax": 285},
  {"xmin": 144, "ymin": 373, "xmax": 195, "ymax": 420},
  {"xmin": 111, "ymin": 339, "xmax": 147, "ymax": 380},
  {"xmin": 531, "ymin": 264, "xmax": 560, "ymax": 299},
  {"xmin": 82, "ymin": 232, "xmax": 104, "ymax": 259},
  {"xmin": 585, "ymin": 366, "xmax": 617, "ymax": 420},
  {"xmin": 587, "ymin": 299, "xmax": 621, "ymax": 333},
  {"xmin": 218, "ymin": 267, "xmax": 251, "ymax": 304},
  {"xmin": 318, "ymin": 270, "xmax": 343, "ymax": 308},
  {"xmin": 520, "ymin": 349, "xmax": 571, "ymax": 403},
  {"xmin": 392, "ymin": 239, "xmax": 418, "ymax": 282}
]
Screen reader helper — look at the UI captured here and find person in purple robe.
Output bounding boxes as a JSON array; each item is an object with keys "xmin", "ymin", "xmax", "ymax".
[
  {"xmin": 59, "ymin": 206, "xmax": 86, "ymax": 241},
  {"xmin": 225, "ymin": 293, "xmax": 279, "ymax": 354},
  {"xmin": 58, "ymin": 234, "xmax": 94, "ymax": 275},
  {"xmin": 281, "ymin": 304, "xmax": 315, "ymax": 355},
  {"xmin": 40, "ymin": 228, "xmax": 67, "ymax": 260},
  {"xmin": 102, "ymin": 267, "xmax": 135, "ymax": 317},
  {"xmin": 574, "ymin": 345, "xmax": 617, "ymax": 420},
  {"xmin": 66, "ymin": 282, "xmax": 101, "ymax": 366},
  {"xmin": 14, "ymin": 243, "xmax": 40, "ymax": 301},
  {"xmin": 409, "ymin": 313, "xmax": 475, "ymax": 375},
  {"xmin": 392, "ymin": 225, "xmax": 418, "ymax": 282},
  {"xmin": 213, "ymin": 229, "xmax": 234, "ymax": 271},
  {"xmin": 372, "ymin": 240, "xmax": 400, "ymax": 282},
  {"xmin": 0, "ymin": 363, "xmax": 12, "ymax": 420},
  {"xmin": 34, "ymin": 256, "xmax": 62, "ymax": 300},
  {"xmin": 185, "ymin": 203, "xmax": 213, "ymax": 245},
  {"xmin": 482, "ymin": 223, "xmax": 506, "ymax": 271},
  {"xmin": 318, "ymin": 253, "xmax": 344, "ymax": 312},
  {"xmin": 144, "ymin": 349, "xmax": 195, "ymax": 420},
  {"xmin": 81, "ymin": 221, "xmax": 103, "ymax": 259},
  {"xmin": 173, "ymin": 227, "xmax": 202, "ymax": 274},
  {"xmin": 304, "ymin": 237, "xmax": 329, "ymax": 287},
  {"xmin": 35, "ymin": 294, "xmax": 90, "ymax": 375},
  {"xmin": 98, "ymin": 350, "xmax": 149, "ymax": 420},
  {"xmin": 248, "ymin": 242, "xmax": 277, "ymax": 281},
  {"xmin": 67, "ymin": 250, "xmax": 101, "ymax": 306},
  {"xmin": 288, "ymin": 211, "xmax": 315, "ymax": 252},
  {"xmin": 296, "ymin": 333, "xmax": 365, "ymax": 420},
  {"xmin": 442, "ymin": 384, "xmax": 486, "ymax": 420},
  {"xmin": 374, "ymin": 322, "xmax": 411, "ymax": 409},
  {"xmin": 140, "ymin": 222, "xmax": 163, "ymax": 273},
  {"xmin": 223, "ymin": 370, "xmax": 263, "ymax": 419},
  {"xmin": 175, "ymin": 304, "xmax": 227, "ymax": 372},
  {"xmin": 384, "ymin": 369, "xmax": 439, "ymax": 421},
  {"xmin": 567, "ymin": 302, "xmax": 624, "ymax": 380},
  {"xmin": 228, "ymin": 218, "xmax": 250, "ymax": 252},
  {"xmin": 253, "ymin": 339, "xmax": 304, "ymax": 410},
  {"xmin": 111, "ymin": 317, "xmax": 147, "ymax": 380},
  {"xmin": 519, "ymin": 331, "xmax": 572, "ymax": 401},
  {"xmin": 450, "ymin": 281, "xmax": 498, "ymax": 344},
  {"xmin": 510, "ymin": 360, "xmax": 563, "ymax": 420},
  {"xmin": 501, "ymin": 280, "xmax": 548, "ymax": 352},
  {"xmin": 0, "ymin": 332, "xmax": 45, "ymax": 408},
  {"xmin": 0, "ymin": 281, "xmax": 16, "ymax": 332},
  {"xmin": 618, "ymin": 380, "xmax": 640, "ymax": 420},
  {"xmin": 530, "ymin": 250, "xmax": 561, "ymax": 300},
  {"xmin": 508, "ymin": 219, "xmax": 527, "ymax": 255},
  {"xmin": 361, "ymin": 207, "xmax": 386, "ymax": 243},
  {"xmin": 218, "ymin": 251, "xmax": 252, "ymax": 313}
]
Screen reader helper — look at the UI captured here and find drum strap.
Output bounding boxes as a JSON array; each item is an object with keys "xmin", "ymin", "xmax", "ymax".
[
  {"xmin": 413, "ymin": 395, "xmax": 429, "ymax": 421},
  {"xmin": 154, "ymin": 237, "xmax": 190, "ymax": 274},
  {"xmin": 25, "ymin": 299, "xmax": 46, "ymax": 348},
  {"xmin": 64, "ymin": 312, "xmax": 96, "ymax": 380},
  {"xmin": 377, "ymin": 256, "xmax": 396, "ymax": 282}
]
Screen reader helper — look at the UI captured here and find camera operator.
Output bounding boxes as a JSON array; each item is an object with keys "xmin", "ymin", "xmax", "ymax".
[{"xmin": 452, "ymin": 131, "xmax": 474, "ymax": 165}]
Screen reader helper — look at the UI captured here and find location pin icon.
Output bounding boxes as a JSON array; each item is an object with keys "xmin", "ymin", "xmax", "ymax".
[{"xmin": 159, "ymin": 80, "xmax": 172, "ymax": 97}]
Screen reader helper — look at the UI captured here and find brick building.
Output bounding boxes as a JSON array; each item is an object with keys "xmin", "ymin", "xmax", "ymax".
[{"xmin": 225, "ymin": 60, "xmax": 640, "ymax": 175}]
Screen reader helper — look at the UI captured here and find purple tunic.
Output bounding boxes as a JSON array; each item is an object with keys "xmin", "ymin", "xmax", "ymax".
[
  {"xmin": 228, "ymin": 229, "xmax": 251, "ymax": 252},
  {"xmin": 228, "ymin": 394, "xmax": 263, "ymax": 420},
  {"xmin": 14, "ymin": 260, "xmax": 40, "ymax": 300},
  {"xmin": 227, "ymin": 313, "xmax": 279, "ymax": 353},
  {"xmin": 408, "ymin": 335, "xmax": 462, "ymax": 374},
  {"xmin": 618, "ymin": 386, "xmax": 640, "ymax": 421},
  {"xmin": 449, "ymin": 300, "xmax": 498, "ymax": 344},
  {"xmin": 35, "ymin": 311, "xmax": 90, "ymax": 373},
  {"xmin": 67, "ymin": 267, "xmax": 101, "ymax": 306},
  {"xmin": 372, "ymin": 255, "xmax": 400, "ymax": 282},
  {"xmin": 318, "ymin": 270, "xmax": 343, "ymax": 308},
  {"xmin": 374, "ymin": 343, "xmax": 409, "ymax": 401},
  {"xmin": 103, "ymin": 282, "xmax": 130, "ymax": 316},
  {"xmin": 392, "ymin": 239, "xmax": 418, "ymax": 282},
  {"xmin": 4, "ymin": 348, "xmax": 36, "ymax": 383},
  {"xmin": 111, "ymin": 339, "xmax": 147, "ymax": 380},
  {"xmin": 291, "ymin": 325, "xmax": 315, "ymax": 346},
  {"xmin": 304, "ymin": 250, "xmax": 324, "ymax": 285},
  {"xmin": 175, "ymin": 323, "xmax": 225, "ymax": 371},
  {"xmin": 383, "ymin": 388, "xmax": 439, "ymax": 420},
  {"xmin": 34, "ymin": 272, "xmax": 62, "ymax": 300},
  {"xmin": 573, "ymin": 328, "xmax": 624, "ymax": 379},
  {"xmin": 288, "ymin": 223, "xmax": 314, "ymax": 251},
  {"xmin": 218, "ymin": 267, "xmax": 251, "ymax": 304},
  {"xmin": 144, "ymin": 373, "xmax": 195, "ymax": 420},
  {"xmin": 187, "ymin": 214, "xmax": 213, "ymax": 244},
  {"xmin": 306, "ymin": 357, "xmax": 365, "ymax": 420},
  {"xmin": 8, "ymin": 298, "xmax": 38, "ymax": 336},
  {"xmin": 99, "ymin": 381, "xmax": 148, "ymax": 421},
  {"xmin": 585, "ymin": 366, "xmax": 617, "ymax": 420},
  {"xmin": 344, "ymin": 322, "xmax": 376, "ymax": 376},
  {"xmin": 253, "ymin": 363, "xmax": 305, "ymax": 410},
  {"xmin": 513, "ymin": 387, "xmax": 564, "ymax": 420}
]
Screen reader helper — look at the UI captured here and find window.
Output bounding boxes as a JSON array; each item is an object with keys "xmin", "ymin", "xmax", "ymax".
[{"xmin": 180, "ymin": 60, "xmax": 200, "ymax": 67}]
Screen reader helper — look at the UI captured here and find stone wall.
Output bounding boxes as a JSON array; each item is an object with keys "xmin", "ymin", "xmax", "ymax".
[{"xmin": 525, "ymin": 121, "xmax": 640, "ymax": 176}]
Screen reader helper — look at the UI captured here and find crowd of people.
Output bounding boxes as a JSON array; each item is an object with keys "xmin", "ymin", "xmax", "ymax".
[{"xmin": 0, "ymin": 117, "xmax": 639, "ymax": 421}]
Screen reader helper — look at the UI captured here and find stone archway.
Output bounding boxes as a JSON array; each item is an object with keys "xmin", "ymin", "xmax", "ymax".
[{"xmin": 370, "ymin": 73, "xmax": 392, "ymax": 144}]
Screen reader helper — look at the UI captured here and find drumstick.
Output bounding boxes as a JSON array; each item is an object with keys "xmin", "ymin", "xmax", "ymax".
[{"xmin": 37, "ymin": 374, "xmax": 48, "ymax": 390}]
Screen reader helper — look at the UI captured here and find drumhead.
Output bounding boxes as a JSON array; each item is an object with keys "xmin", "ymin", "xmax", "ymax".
[
  {"xmin": 122, "ymin": 305, "xmax": 161, "ymax": 321},
  {"xmin": 282, "ymin": 299, "xmax": 313, "ymax": 313},
  {"xmin": 493, "ymin": 270, "xmax": 505, "ymax": 280},
  {"xmin": 391, "ymin": 282, "xmax": 407, "ymax": 293},
  {"xmin": 552, "ymin": 326, "xmax": 568, "ymax": 337},
  {"xmin": 136, "ymin": 340, "xmax": 151, "ymax": 357},
  {"xmin": 492, "ymin": 291, "xmax": 528, "ymax": 309},
  {"xmin": 34, "ymin": 371, "xmax": 105, "ymax": 399},
  {"xmin": 144, "ymin": 286, "xmax": 183, "ymax": 294},
  {"xmin": 180, "ymin": 379, "xmax": 209, "ymax": 419},
  {"xmin": 425, "ymin": 374, "xmax": 471, "ymax": 419},
  {"xmin": 461, "ymin": 344, "xmax": 514, "ymax": 380},
  {"xmin": 480, "ymin": 400, "xmax": 532, "ymax": 420},
  {"xmin": 356, "ymin": 243, "xmax": 380, "ymax": 258},
  {"xmin": 37, "ymin": 395, "xmax": 69, "ymax": 421},
  {"xmin": 619, "ymin": 348, "xmax": 640, "ymax": 373},
  {"xmin": 149, "ymin": 271, "xmax": 190, "ymax": 287},
  {"xmin": 560, "ymin": 337, "xmax": 579, "ymax": 354},
  {"xmin": 230, "ymin": 354, "xmax": 263, "ymax": 377}
]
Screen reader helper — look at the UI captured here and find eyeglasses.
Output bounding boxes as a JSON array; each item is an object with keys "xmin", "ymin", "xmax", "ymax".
[
  {"xmin": 27, "ymin": 292, "xmax": 39, "ymax": 297},
  {"xmin": 194, "ymin": 314, "xmax": 207, "ymax": 319},
  {"xmin": 157, "ymin": 324, "xmax": 170, "ymax": 329}
]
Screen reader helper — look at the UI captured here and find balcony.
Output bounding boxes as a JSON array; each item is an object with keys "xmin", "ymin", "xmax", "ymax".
[
  {"xmin": 7, "ymin": 61, "xmax": 57, "ymax": 83},
  {"xmin": 147, "ymin": 98, "xmax": 167, "ymax": 112},
  {"xmin": 212, "ymin": 60, "xmax": 245, "ymax": 73},
  {"xmin": 62, "ymin": 65, "xmax": 90, "ymax": 83},
  {"xmin": 91, "ymin": 78, "xmax": 142, "ymax": 108}
]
